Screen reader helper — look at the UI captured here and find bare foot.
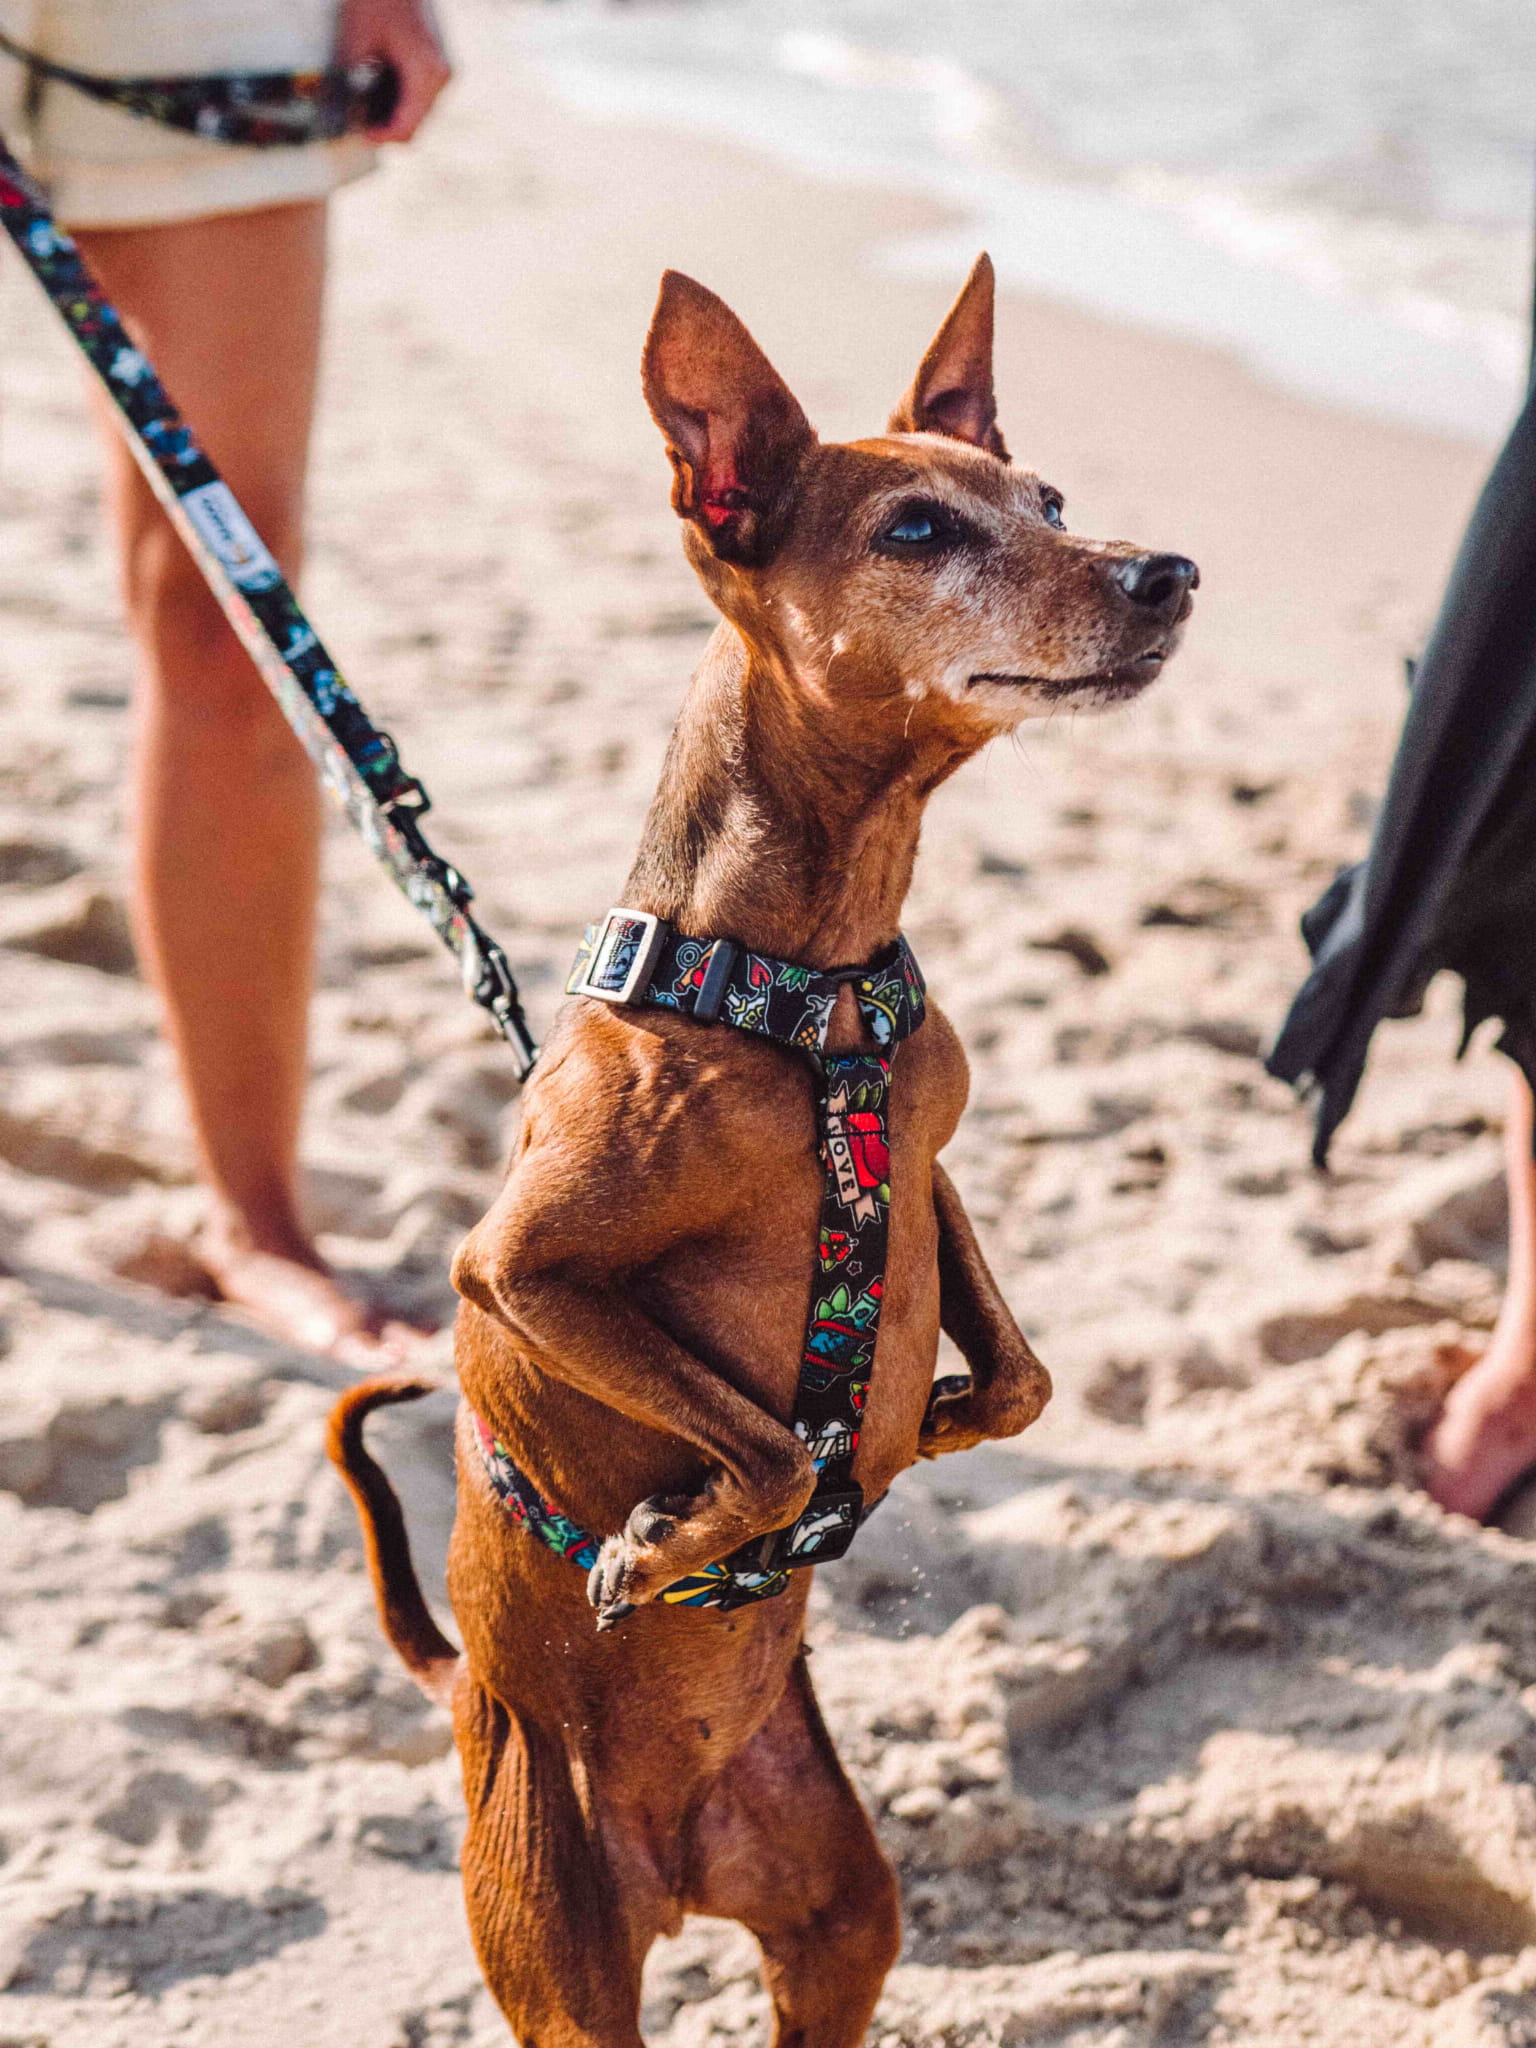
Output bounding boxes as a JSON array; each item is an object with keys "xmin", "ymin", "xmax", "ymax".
[
  {"xmin": 1420, "ymin": 1342, "xmax": 1536, "ymax": 1520},
  {"xmin": 199, "ymin": 1219, "xmax": 432, "ymax": 1369}
]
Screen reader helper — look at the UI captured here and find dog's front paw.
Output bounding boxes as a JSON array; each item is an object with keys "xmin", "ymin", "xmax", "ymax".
[
  {"xmin": 586, "ymin": 1492, "xmax": 689, "ymax": 1629},
  {"xmin": 917, "ymin": 1354, "xmax": 1051, "ymax": 1459},
  {"xmin": 584, "ymin": 1453, "xmax": 816, "ymax": 1627},
  {"xmin": 916, "ymin": 1374, "xmax": 988, "ymax": 1459}
]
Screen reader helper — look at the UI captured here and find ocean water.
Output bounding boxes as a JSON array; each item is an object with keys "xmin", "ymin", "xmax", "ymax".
[{"xmin": 515, "ymin": 0, "xmax": 1536, "ymax": 439}]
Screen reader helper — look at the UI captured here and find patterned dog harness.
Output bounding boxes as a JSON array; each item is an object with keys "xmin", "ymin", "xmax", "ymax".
[{"xmin": 471, "ymin": 907, "xmax": 928, "ymax": 1613}]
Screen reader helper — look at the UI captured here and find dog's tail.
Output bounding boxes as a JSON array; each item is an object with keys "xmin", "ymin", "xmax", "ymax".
[{"xmin": 326, "ymin": 1375, "xmax": 462, "ymax": 1707}]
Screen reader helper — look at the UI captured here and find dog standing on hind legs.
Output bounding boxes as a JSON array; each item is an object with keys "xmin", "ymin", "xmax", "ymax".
[{"xmin": 329, "ymin": 253, "xmax": 1197, "ymax": 2047}]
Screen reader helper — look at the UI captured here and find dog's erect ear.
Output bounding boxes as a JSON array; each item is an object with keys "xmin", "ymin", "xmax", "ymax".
[
  {"xmin": 643, "ymin": 272, "xmax": 816, "ymax": 564},
  {"xmin": 887, "ymin": 253, "xmax": 1009, "ymax": 460}
]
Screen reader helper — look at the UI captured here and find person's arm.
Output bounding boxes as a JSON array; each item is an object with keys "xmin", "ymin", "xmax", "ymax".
[{"xmin": 339, "ymin": 0, "xmax": 452, "ymax": 143}]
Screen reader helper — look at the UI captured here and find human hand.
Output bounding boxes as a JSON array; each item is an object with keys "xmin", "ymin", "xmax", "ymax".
[{"xmin": 338, "ymin": 0, "xmax": 452, "ymax": 143}]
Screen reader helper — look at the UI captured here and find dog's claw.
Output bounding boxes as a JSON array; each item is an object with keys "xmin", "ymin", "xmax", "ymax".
[
  {"xmin": 588, "ymin": 1547, "xmax": 640, "ymax": 1629},
  {"xmin": 586, "ymin": 1560, "xmax": 612, "ymax": 1611}
]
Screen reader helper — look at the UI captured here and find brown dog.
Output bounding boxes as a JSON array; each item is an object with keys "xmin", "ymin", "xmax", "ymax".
[{"xmin": 330, "ymin": 255, "xmax": 1196, "ymax": 2048}]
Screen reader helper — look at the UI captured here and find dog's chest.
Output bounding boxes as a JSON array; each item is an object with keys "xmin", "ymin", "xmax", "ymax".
[{"xmin": 637, "ymin": 1007, "xmax": 967, "ymax": 1491}]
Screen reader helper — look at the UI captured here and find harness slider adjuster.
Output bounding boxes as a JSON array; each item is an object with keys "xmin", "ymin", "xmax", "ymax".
[
  {"xmin": 693, "ymin": 939, "xmax": 739, "ymax": 1023},
  {"xmin": 570, "ymin": 908, "xmax": 668, "ymax": 1007}
]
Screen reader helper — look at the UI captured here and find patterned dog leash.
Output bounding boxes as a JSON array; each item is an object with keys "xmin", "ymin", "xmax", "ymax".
[
  {"xmin": 0, "ymin": 137, "xmax": 537, "ymax": 1076},
  {"xmin": 0, "ymin": 29, "xmax": 397, "ymax": 144},
  {"xmin": 472, "ymin": 910, "xmax": 932, "ymax": 1613}
]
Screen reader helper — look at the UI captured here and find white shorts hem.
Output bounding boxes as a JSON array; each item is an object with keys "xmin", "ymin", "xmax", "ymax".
[{"xmin": 45, "ymin": 135, "xmax": 376, "ymax": 229}]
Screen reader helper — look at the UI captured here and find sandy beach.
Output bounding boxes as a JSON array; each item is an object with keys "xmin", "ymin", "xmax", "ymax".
[{"xmin": 4, "ymin": 5, "xmax": 1536, "ymax": 2042}]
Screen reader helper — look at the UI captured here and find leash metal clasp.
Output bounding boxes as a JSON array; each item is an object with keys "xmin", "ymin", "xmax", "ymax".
[{"xmin": 570, "ymin": 908, "xmax": 668, "ymax": 1006}]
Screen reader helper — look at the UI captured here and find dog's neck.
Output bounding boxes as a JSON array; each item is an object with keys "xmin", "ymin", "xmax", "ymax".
[{"xmin": 624, "ymin": 625, "xmax": 970, "ymax": 969}]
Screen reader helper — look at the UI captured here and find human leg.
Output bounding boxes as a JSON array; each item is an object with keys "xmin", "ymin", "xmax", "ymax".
[
  {"xmin": 1421, "ymin": 1068, "xmax": 1536, "ymax": 1517},
  {"xmin": 75, "ymin": 202, "xmax": 412, "ymax": 1360}
]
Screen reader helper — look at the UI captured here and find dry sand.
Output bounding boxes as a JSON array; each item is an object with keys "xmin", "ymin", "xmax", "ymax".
[{"xmin": 3, "ymin": 6, "xmax": 1536, "ymax": 2042}]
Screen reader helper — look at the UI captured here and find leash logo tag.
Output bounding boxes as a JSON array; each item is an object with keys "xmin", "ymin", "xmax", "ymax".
[
  {"xmin": 571, "ymin": 908, "xmax": 667, "ymax": 1006},
  {"xmin": 180, "ymin": 481, "xmax": 283, "ymax": 593}
]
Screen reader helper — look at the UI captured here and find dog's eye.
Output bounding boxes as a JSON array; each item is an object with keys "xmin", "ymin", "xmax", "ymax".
[
  {"xmin": 873, "ymin": 502, "xmax": 955, "ymax": 554},
  {"xmin": 887, "ymin": 512, "xmax": 937, "ymax": 544},
  {"xmin": 1042, "ymin": 490, "xmax": 1066, "ymax": 531}
]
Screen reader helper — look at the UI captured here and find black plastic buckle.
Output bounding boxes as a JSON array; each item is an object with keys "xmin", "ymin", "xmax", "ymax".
[{"xmin": 751, "ymin": 1484, "xmax": 865, "ymax": 1573}]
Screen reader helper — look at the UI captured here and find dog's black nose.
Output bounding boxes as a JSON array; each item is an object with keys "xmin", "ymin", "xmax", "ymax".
[{"xmin": 1113, "ymin": 553, "xmax": 1199, "ymax": 613}]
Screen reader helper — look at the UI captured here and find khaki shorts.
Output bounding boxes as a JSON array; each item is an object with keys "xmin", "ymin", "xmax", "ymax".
[{"xmin": 0, "ymin": 0, "xmax": 375, "ymax": 227}]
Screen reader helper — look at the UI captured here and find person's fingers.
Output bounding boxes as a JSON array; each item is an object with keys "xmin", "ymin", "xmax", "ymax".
[{"xmin": 366, "ymin": 23, "xmax": 452, "ymax": 143}]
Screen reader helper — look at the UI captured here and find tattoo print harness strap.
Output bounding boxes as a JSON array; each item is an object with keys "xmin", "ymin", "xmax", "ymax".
[{"xmin": 471, "ymin": 911, "xmax": 927, "ymax": 1614}]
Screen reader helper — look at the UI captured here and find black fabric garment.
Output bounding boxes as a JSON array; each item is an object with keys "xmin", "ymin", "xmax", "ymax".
[{"xmin": 1267, "ymin": 379, "xmax": 1536, "ymax": 1163}]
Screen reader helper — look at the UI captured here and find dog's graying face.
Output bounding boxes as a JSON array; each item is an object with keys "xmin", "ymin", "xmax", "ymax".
[
  {"xmin": 643, "ymin": 256, "xmax": 1197, "ymax": 739},
  {"xmin": 772, "ymin": 432, "xmax": 1195, "ymax": 722}
]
